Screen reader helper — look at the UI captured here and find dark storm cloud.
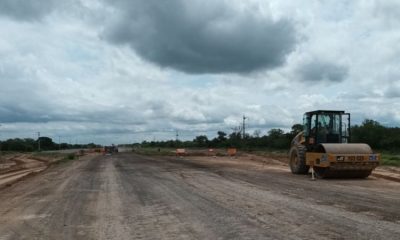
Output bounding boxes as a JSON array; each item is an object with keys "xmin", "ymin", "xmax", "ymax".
[
  {"xmin": 0, "ymin": 103, "xmax": 148, "ymax": 125},
  {"xmin": 0, "ymin": 105, "xmax": 54, "ymax": 123},
  {"xmin": 298, "ymin": 61, "xmax": 348, "ymax": 82},
  {"xmin": 106, "ymin": 0, "xmax": 297, "ymax": 74},
  {"xmin": 0, "ymin": 0, "xmax": 55, "ymax": 21}
]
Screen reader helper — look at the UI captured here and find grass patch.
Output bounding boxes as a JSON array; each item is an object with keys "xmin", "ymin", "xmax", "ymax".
[
  {"xmin": 134, "ymin": 147, "xmax": 290, "ymax": 159},
  {"xmin": 31, "ymin": 152, "xmax": 65, "ymax": 158},
  {"xmin": 53, "ymin": 153, "xmax": 77, "ymax": 165},
  {"xmin": 133, "ymin": 147, "xmax": 176, "ymax": 156},
  {"xmin": 247, "ymin": 149, "xmax": 288, "ymax": 160},
  {"xmin": 381, "ymin": 153, "xmax": 400, "ymax": 166}
]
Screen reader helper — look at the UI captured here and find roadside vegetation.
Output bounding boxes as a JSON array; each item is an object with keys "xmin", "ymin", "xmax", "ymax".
[
  {"xmin": 381, "ymin": 153, "xmax": 400, "ymax": 167},
  {"xmin": 28, "ymin": 151, "xmax": 78, "ymax": 165},
  {"xmin": 133, "ymin": 147, "xmax": 176, "ymax": 156},
  {"xmin": 0, "ymin": 137, "xmax": 101, "ymax": 152},
  {"xmin": 133, "ymin": 119, "xmax": 400, "ymax": 166},
  {"xmin": 52, "ymin": 153, "xmax": 78, "ymax": 165},
  {"xmin": 1, "ymin": 119, "xmax": 399, "ymax": 166},
  {"xmin": 31, "ymin": 151, "xmax": 67, "ymax": 159}
]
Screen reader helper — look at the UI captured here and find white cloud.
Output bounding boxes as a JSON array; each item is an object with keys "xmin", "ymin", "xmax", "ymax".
[{"xmin": 0, "ymin": 0, "xmax": 399, "ymax": 144}]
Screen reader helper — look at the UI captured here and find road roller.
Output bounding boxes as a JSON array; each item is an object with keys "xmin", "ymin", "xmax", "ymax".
[{"xmin": 289, "ymin": 110, "xmax": 380, "ymax": 178}]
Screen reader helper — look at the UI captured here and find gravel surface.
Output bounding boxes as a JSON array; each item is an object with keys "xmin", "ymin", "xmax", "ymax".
[{"xmin": 0, "ymin": 153, "xmax": 399, "ymax": 239}]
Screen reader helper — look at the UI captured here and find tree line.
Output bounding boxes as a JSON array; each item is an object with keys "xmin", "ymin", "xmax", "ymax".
[
  {"xmin": 0, "ymin": 137, "xmax": 101, "ymax": 152},
  {"xmin": 1, "ymin": 119, "xmax": 398, "ymax": 152},
  {"xmin": 139, "ymin": 123, "xmax": 302, "ymax": 150},
  {"xmin": 140, "ymin": 119, "xmax": 400, "ymax": 151}
]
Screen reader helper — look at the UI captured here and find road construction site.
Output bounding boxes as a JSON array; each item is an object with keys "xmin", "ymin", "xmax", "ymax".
[
  {"xmin": 0, "ymin": 152, "xmax": 399, "ymax": 239},
  {"xmin": 0, "ymin": 153, "xmax": 66, "ymax": 190}
]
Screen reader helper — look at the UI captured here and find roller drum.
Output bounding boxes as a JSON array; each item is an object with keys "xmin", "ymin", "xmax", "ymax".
[
  {"xmin": 319, "ymin": 143, "xmax": 373, "ymax": 155},
  {"xmin": 314, "ymin": 143, "xmax": 376, "ymax": 178}
]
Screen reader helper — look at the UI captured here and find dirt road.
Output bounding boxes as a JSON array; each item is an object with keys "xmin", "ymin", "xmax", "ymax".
[{"xmin": 0, "ymin": 153, "xmax": 399, "ymax": 239}]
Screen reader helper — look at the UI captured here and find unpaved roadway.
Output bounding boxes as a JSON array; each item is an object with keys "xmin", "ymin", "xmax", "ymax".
[{"xmin": 0, "ymin": 153, "xmax": 399, "ymax": 239}]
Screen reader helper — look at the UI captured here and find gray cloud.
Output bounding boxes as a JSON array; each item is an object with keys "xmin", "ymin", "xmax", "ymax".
[
  {"xmin": 1, "ymin": 0, "xmax": 400, "ymax": 144},
  {"xmin": 385, "ymin": 85, "xmax": 400, "ymax": 98},
  {"xmin": 105, "ymin": 0, "xmax": 297, "ymax": 74},
  {"xmin": 0, "ymin": 0, "xmax": 55, "ymax": 21},
  {"xmin": 0, "ymin": 106, "xmax": 51, "ymax": 123},
  {"xmin": 373, "ymin": 1, "xmax": 400, "ymax": 27},
  {"xmin": 297, "ymin": 60, "xmax": 348, "ymax": 82}
]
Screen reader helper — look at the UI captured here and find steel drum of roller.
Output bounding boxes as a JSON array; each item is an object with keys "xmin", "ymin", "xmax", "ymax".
[
  {"xmin": 313, "ymin": 143, "xmax": 376, "ymax": 178},
  {"xmin": 319, "ymin": 143, "xmax": 373, "ymax": 154}
]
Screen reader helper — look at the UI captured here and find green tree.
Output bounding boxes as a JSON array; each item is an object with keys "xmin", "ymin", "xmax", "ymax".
[
  {"xmin": 352, "ymin": 119, "xmax": 385, "ymax": 149},
  {"xmin": 37, "ymin": 137, "xmax": 56, "ymax": 151},
  {"xmin": 228, "ymin": 131, "xmax": 242, "ymax": 147},
  {"xmin": 267, "ymin": 129, "xmax": 289, "ymax": 149},
  {"xmin": 253, "ymin": 130, "xmax": 262, "ymax": 138},
  {"xmin": 194, "ymin": 135, "xmax": 209, "ymax": 147},
  {"xmin": 290, "ymin": 124, "xmax": 303, "ymax": 136},
  {"xmin": 217, "ymin": 131, "xmax": 227, "ymax": 142}
]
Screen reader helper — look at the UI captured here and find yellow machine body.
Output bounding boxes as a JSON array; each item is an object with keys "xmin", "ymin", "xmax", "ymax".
[{"xmin": 305, "ymin": 143, "xmax": 380, "ymax": 169}]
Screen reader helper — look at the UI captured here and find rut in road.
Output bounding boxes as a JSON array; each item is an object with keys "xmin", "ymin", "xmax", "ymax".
[{"xmin": 0, "ymin": 153, "xmax": 399, "ymax": 240}]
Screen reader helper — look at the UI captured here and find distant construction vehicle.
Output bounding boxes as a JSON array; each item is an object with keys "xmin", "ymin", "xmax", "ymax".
[
  {"xmin": 104, "ymin": 145, "xmax": 118, "ymax": 154},
  {"xmin": 289, "ymin": 110, "xmax": 380, "ymax": 178}
]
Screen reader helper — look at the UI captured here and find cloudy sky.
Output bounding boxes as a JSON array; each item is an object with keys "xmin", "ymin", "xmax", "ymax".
[{"xmin": 0, "ymin": 0, "xmax": 399, "ymax": 144}]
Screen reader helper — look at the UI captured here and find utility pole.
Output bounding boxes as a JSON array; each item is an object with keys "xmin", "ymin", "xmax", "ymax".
[
  {"xmin": 0, "ymin": 124, "xmax": 5, "ymax": 166},
  {"xmin": 242, "ymin": 115, "xmax": 247, "ymax": 139},
  {"xmin": 175, "ymin": 130, "xmax": 179, "ymax": 141},
  {"xmin": 37, "ymin": 132, "xmax": 41, "ymax": 151},
  {"xmin": 58, "ymin": 136, "xmax": 61, "ymax": 150},
  {"xmin": 0, "ymin": 124, "xmax": 2, "ymax": 153}
]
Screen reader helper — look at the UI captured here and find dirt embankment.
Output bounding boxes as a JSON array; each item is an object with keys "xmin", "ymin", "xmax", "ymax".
[{"xmin": 0, "ymin": 152, "xmax": 76, "ymax": 189}]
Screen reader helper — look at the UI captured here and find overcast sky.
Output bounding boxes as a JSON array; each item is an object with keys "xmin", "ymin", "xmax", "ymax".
[{"xmin": 0, "ymin": 0, "xmax": 399, "ymax": 144}]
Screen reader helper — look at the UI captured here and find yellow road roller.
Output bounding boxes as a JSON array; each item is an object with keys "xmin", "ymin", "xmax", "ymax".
[{"xmin": 289, "ymin": 110, "xmax": 380, "ymax": 178}]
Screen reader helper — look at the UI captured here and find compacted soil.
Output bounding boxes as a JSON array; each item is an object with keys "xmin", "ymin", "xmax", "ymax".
[{"xmin": 0, "ymin": 153, "xmax": 399, "ymax": 239}]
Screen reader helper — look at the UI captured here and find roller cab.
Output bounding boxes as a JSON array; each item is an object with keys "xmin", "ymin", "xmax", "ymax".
[{"xmin": 289, "ymin": 110, "xmax": 380, "ymax": 178}]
